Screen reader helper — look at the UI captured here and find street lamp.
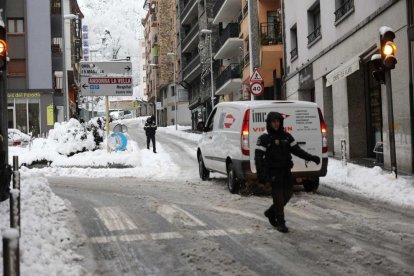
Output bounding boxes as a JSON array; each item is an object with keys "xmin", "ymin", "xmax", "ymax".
[
  {"xmin": 62, "ymin": 13, "xmax": 78, "ymax": 121},
  {"xmin": 200, "ymin": 29, "xmax": 215, "ymax": 112},
  {"xmin": 149, "ymin": 63, "xmax": 158, "ymax": 125},
  {"xmin": 167, "ymin": 52, "xmax": 177, "ymax": 130}
]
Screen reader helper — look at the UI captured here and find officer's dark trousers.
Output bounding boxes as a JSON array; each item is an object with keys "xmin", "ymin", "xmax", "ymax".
[
  {"xmin": 269, "ymin": 170, "xmax": 293, "ymax": 222},
  {"xmin": 147, "ymin": 135, "xmax": 156, "ymax": 152}
]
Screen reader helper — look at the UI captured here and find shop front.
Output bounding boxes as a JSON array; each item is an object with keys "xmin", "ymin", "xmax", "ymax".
[{"xmin": 7, "ymin": 90, "xmax": 55, "ymax": 137}]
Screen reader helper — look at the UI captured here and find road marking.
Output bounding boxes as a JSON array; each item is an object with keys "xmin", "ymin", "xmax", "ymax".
[
  {"xmin": 90, "ymin": 228, "xmax": 255, "ymax": 244},
  {"xmin": 285, "ymin": 206, "xmax": 321, "ymax": 221},
  {"xmin": 94, "ymin": 207, "xmax": 138, "ymax": 231},
  {"xmin": 157, "ymin": 204, "xmax": 206, "ymax": 227},
  {"xmin": 212, "ymin": 206, "xmax": 268, "ymax": 223}
]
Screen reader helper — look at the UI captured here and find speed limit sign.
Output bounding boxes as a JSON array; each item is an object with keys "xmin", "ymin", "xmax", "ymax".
[{"xmin": 250, "ymin": 82, "xmax": 264, "ymax": 96}]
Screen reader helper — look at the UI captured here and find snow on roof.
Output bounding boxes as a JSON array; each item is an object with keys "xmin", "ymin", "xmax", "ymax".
[{"xmin": 379, "ymin": 26, "xmax": 393, "ymax": 36}]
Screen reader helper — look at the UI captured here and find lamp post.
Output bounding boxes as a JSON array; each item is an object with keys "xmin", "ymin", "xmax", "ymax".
[
  {"xmin": 200, "ymin": 29, "xmax": 215, "ymax": 112},
  {"xmin": 167, "ymin": 52, "xmax": 177, "ymax": 130},
  {"xmin": 62, "ymin": 13, "xmax": 78, "ymax": 121},
  {"xmin": 149, "ymin": 63, "xmax": 158, "ymax": 125}
]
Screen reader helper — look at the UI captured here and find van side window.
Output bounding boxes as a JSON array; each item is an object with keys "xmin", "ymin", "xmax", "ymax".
[
  {"xmin": 205, "ymin": 108, "xmax": 217, "ymax": 132},
  {"xmin": 218, "ymin": 113, "xmax": 226, "ymax": 129}
]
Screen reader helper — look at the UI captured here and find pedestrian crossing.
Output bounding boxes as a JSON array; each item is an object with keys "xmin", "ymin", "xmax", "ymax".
[{"xmin": 90, "ymin": 205, "xmax": 266, "ymax": 244}]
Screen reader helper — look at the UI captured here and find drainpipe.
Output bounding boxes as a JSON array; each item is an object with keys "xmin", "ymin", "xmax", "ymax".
[
  {"xmin": 407, "ymin": 0, "xmax": 414, "ymax": 174},
  {"xmin": 281, "ymin": 0, "xmax": 287, "ymax": 100}
]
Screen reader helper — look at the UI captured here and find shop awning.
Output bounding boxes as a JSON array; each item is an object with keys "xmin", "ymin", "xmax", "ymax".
[{"xmin": 326, "ymin": 56, "xmax": 360, "ymax": 87}]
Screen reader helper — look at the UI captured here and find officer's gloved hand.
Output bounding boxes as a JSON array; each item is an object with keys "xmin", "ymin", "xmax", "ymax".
[{"xmin": 310, "ymin": 155, "xmax": 321, "ymax": 165}]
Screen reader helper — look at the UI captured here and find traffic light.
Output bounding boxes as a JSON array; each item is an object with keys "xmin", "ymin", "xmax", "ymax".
[
  {"xmin": 380, "ymin": 26, "xmax": 397, "ymax": 69},
  {"xmin": 371, "ymin": 54, "xmax": 385, "ymax": 84},
  {"xmin": 0, "ymin": 25, "xmax": 7, "ymax": 71}
]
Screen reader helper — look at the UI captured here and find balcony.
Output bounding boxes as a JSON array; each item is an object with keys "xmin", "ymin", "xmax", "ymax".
[
  {"xmin": 183, "ymin": 54, "xmax": 201, "ymax": 82},
  {"xmin": 290, "ymin": 47, "xmax": 298, "ymax": 61},
  {"xmin": 260, "ymin": 22, "xmax": 282, "ymax": 45},
  {"xmin": 335, "ymin": 0, "xmax": 354, "ymax": 24},
  {"xmin": 307, "ymin": 26, "xmax": 321, "ymax": 46},
  {"xmin": 215, "ymin": 64, "xmax": 242, "ymax": 96},
  {"xmin": 182, "ymin": 23, "xmax": 199, "ymax": 53},
  {"xmin": 181, "ymin": 0, "xmax": 198, "ymax": 25},
  {"xmin": 214, "ymin": 23, "xmax": 243, "ymax": 60},
  {"xmin": 213, "ymin": 0, "xmax": 242, "ymax": 25}
]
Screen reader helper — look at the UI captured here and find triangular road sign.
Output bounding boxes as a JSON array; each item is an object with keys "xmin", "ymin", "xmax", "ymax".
[{"xmin": 250, "ymin": 68, "xmax": 264, "ymax": 82}]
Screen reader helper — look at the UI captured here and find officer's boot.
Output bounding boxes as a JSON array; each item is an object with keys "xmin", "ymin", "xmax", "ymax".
[
  {"xmin": 275, "ymin": 216, "xmax": 289, "ymax": 233},
  {"xmin": 264, "ymin": 208, "xmax": 277, "ymax": 227}
]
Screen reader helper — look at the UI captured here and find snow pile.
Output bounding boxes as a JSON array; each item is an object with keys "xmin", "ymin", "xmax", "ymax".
[
  {"xmin": 49, "ymin": 119, "xmax": 96, "ymax": 156},
  {"xmin": 158, "ymin": 125, "xmax": 201, "ymax": 143},
  {"xmin": 0, "ymin": 173, "xmax": 85, "ymax": 275},
  {"xmin": 23, "ymin": 142, "xmax": 180, "ymax": 180},
  {"xmin": 322, "ymin": 159, "xmax": 414, "ymax": 209}
]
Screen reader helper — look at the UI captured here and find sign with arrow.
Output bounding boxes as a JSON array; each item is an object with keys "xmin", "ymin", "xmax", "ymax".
[
  {"xmin": 80, "ymin": 77, "xmax": 133, "ymax": 96},
  {"xmin": 80, "ymin": 61, "xmax": 132, "ymax": 77}
]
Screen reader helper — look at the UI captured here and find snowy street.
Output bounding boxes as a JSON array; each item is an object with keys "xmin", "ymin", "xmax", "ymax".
[{"xmin": 41, "ymin": 120, "xmax": 414, "ymax": 276}]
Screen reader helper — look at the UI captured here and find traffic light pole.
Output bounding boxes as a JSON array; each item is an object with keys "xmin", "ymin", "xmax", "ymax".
[{"xmin": 385, "ymin": 69, "xmax": 397, "ymax": 178}]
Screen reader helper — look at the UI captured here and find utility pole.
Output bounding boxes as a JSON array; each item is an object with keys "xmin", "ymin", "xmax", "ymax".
[{"xmin": 248, "ymin": 0, "xmax": 260, "ymax": 101}]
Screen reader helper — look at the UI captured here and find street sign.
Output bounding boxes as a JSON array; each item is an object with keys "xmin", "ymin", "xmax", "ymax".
[
  {"xmin": 250, "ymin": 82, "xmax": 264, "ymax": 96},
  {"xmin": 80, "ymin": 61, "xmax": 132, "ymax": 77},
  {"xmin": 156, "ymin": 102, "xmax": 162, "ymax": 110},
  {"xmin": 80, "ymin": 77, "xmax": 133, "ymax": 96},
  {"xmin": 250, "ymin": 68, "xmax": 264, "ymax": 82}
]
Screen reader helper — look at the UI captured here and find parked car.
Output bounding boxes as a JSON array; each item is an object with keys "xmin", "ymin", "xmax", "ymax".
[
  {"xmin": 8, "ymin": 129, "xmax": 31, "ymax": 147},
  {"xmin": 197, "ymin": 101, "xmax": 328, "ymax": 193},
  {"xmin": 110, "ymin": 110, "xmax": 125, "ymax": 121},
  {"xmin": 123, "ymin": 110, "xmax": 133, "ymax": 119}
]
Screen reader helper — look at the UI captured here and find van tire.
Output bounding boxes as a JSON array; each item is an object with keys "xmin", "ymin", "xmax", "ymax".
[
  {"xmin": 303, "ymin": 178, "xmax": 319, "ymax": 192},
  {"xmin": 227, "ymin": 163, "xmax": 239, "ymax": 194},
  {"xmin": 198, "ymin": 154, "xmax": 210, "ymax": 181}
]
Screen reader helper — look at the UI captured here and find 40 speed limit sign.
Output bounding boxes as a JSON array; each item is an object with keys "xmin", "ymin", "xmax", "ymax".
[{"xmin": 250, "ymin": 82, "xmax": 264, "ymax": 96}]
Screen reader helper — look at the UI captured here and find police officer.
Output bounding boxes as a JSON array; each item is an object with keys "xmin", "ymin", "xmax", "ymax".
[
  {"xmin": 255, "ymin": 112, "xmax": 320, "ymax": 233},
  {"xmin": 144, "ymin": 115, "xmax": 157, "ymax": 153}
]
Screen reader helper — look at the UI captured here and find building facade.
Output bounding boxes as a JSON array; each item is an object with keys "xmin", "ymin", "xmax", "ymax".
[
  {"xmin": 283, "ymin": 0, "xmax": 413, "ymax": 174},
  {"xmin": 5, "ymin": 0, "xmax": 82, "ymax": 136}
]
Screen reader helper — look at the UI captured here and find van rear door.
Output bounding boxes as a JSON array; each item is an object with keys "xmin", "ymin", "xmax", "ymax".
[{"xmin": 249, "ymin": 103, "xmax": 322, "ymax": 173}]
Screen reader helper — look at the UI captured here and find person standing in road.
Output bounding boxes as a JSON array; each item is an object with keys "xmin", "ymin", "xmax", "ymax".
[
  {"xmin": 255, "ymin": 112, "xmax": 320, "ymax": 233},
  {"xmin": 144, "ymin": 115, "xmax": 157, "ymax": 153}
]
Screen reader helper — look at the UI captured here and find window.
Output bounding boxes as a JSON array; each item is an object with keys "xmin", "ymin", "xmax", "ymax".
[
  {"xmin": 171, "ymin": 85, "xmax": 175, "ymax": 97},
  {"xmin": 290, "ymin": 24, "xmax": 298, "ymax": 61},
  {"xmin": 307, "ymin": 2, "xmax": 321, "ymax": 46},
  {"xmin": 205, "ymin": 108, "xmax": 217, "ymax": 132},
  {"xmin": 335, "ymin": 0, "xmax": 354, "ymax": 23},
  {"xmin": 7, "ymin": 18, "xmax": 24, "ymax": 34},
  {"xmin": 8, "ymin": 59, "xmax": 26, "ymax": 77}
]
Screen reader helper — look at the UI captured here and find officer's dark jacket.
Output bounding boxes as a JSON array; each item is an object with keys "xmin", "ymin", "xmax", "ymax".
[
  {"xmin": 144, "ymin": 118, "xmax": 157, "ymax": 136},
  {"xmin": 255, "ymin": 112, "xmax": 313, "ymax": 178}
]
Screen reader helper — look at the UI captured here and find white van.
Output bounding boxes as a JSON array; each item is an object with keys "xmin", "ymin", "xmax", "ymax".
[{"xmin": 197, "ymin": 101, "xmax": 328, "ymax": 193}]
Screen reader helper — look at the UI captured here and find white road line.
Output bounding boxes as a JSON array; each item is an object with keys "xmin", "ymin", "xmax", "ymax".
[
  {"xmin": 94, "ymin": 207, "xmax": 138, "ymax": 231},
  {"xmin": 157, "ymin": 204, "xmax": 206, "ymax": 227},
  {"xmin": 198, "ymin": 229, "xmax": 228, "ymax": 237},
  {"xmin": 150, "ymin": 232, "xmax": 184, "ymax": 240},
  {"xmin": 212, "ymin": 206, "xmax": 268, "ymax": 223}
]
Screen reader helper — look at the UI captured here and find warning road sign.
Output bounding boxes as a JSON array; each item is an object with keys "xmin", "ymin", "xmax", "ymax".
[{"xmin": 250, "ymin": 68, "xmax": 264, "ymax": 82}]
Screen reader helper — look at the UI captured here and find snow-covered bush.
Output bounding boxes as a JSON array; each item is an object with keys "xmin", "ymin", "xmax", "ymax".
[{"xmin": 48, "ymin": 119, "xmax": 96, "ymax": 156}]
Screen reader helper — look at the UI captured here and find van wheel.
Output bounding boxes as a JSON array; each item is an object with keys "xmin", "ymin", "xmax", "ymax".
[
  {"xmin": 303, "ymin": 178, "xmax": 320, "ymax": 192},
  {"xmin": 198, "ymin": 154, "xmax": 210, "ymax": 181},
  {"xmin": 227, "ymin": 163, "xmax": 239, "ymax": 194}
]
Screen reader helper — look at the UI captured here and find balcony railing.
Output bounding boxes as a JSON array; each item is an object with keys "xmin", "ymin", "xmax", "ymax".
[
  {"xmin": 181, "ymin": 0, "xmax": 197, "ymax": 21},
  {"xmin": 183, "ymin": 54, "xmax": 200, "ymax": 79},
  {"xmin": 260, "ymin": 22, "xmax": 282, "ymax": 45},
  {"xmin": 216, "ymin": 64, "xmax": 241, "ymax": 90},
  {"xmin": 290, "ymin": 48, "xmax": 298, "ymax": 60},
  {"xmin": 182, "ymin": 23, "xmax": 199, "ymax": 50},
  {"xmin": 213, "ymin": 0, "xmax": 225, "ymax": 18},
  {"xmin": 307, "ymin": 26, "xmax": 321, "ymax": 45},
  {"xmin": 335, "ymin": 0, "xmax": 354, "ymax": 22},
  {"xmin": 213, "ymin": 23, "xmax": 240, "ymax": 53}
]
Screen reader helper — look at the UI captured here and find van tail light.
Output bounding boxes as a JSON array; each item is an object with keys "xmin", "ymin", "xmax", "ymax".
[
  {"xmin": 318, "ymin": 108, "xmax": 328, "ymax": 154},
  {"xmin": 241, "ymin": 109, "xmax": 250, "ymax": 156},
  {"xmin": 13, "ymin": 141, "xmax": 21, "ymax": 146}
]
